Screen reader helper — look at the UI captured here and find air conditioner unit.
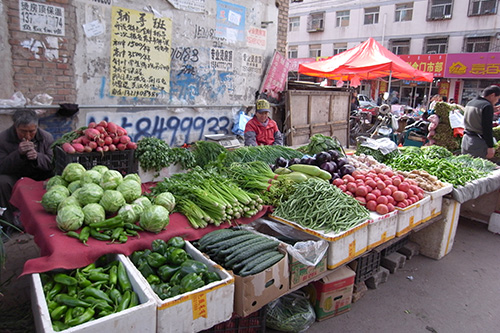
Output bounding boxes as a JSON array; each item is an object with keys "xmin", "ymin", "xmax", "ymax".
[{"xmin": 444, "ymin": 14, "xmax": 451, "ymax": 18}]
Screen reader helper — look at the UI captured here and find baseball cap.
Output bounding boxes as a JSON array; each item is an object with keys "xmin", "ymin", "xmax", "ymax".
[{"xmin": 256, "ymin": 99, "xmax": 271, "ymax": 113}]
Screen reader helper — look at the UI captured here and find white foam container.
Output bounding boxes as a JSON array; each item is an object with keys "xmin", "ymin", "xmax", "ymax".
[
  {"xmin": 424, "ymin": 183, "xmax": 454, "ymax": 222},
  {"xmin": 31, "ymin": 254, "xmax": 156, "ymax": 333},
  {"xmin": 395, "ymin": 195, "xmax": 430, "ymax": 237},
  {"xmin": 366, "ymin": 210, "xmax": 398, "ymax": 250},
  {"xmin": 268, "ymin": 215, "xmax": 369, "ymax": 270},
  {"xmin": 121, "ymin": 241, "xmax": 235, "ymax": 333}
]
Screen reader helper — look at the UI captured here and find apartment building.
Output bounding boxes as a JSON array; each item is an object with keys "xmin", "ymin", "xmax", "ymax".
[{"xmin": 288, "ymin": 0, "xmax": 500, "ymax": 106}]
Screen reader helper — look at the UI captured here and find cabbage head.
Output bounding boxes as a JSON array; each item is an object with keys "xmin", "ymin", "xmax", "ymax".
[
  {"xmin": 78, "ymin": 183, "xmax": 104, "ymax": 206},
  {"xmin": 67, "ymin": 180, "xmax": 81, "ymax": 194},
  {"xmin": 100, "ymin": 190, "xmax": 126, "ymax": 213},
  {"xmin": 62, "ymin": 163, "xmax": 86, "ymax": 183},
  {"xmin": 82, "ymin": 203, "xmax": 106, "ymax": 225},
  {"xmin": 42, "ymin": 189, "xmax": 69, "ymax": 214},
  {"xmin": 91, "ymin": 165, "xmax": 109, "ymax": 175},
  {"xmin": 131, "ymin": 203, "xmax": 144, "ymax": 217},
  {"xmin": 48, "ymin": 185, "xmax": 70, "ymax": 197},
  {"xmin": 46, "ymin": 175, "xmax": 68, "ymax": 190},
  {"xmin": 58, "ymin": 196, "xmax": 81, "ymax": 210},
  {"xmin": 80, "ymin": 170, "xmax": 102, "ymax": 185},
  {"xmin": 56, "ymin": 205, "xmax": 84, "ymax": 231},
  {"xmin": 133, "ymin": 196, "xmax": 152, "ymax": 211},
  {"xmin": 139, "ymin": 204, "xmax": 169, "ymax": 233},
  {"xmin": 100, "ymin": 170, "xmax": 123, "ymax": 190},
  {"xmin": 118, "ymin": 204, "xmax": 139, "ymax": 224},
  {"xmin": 153, "ymin": 192, "xmax": 176, "ymax": 212},
  {"xmin": 123, "ymin": 173, "xmax": 141, "ymax": 183},
  {"xmin": 117, "ymin": 180, "xmax": 142, "ymax": 203}
]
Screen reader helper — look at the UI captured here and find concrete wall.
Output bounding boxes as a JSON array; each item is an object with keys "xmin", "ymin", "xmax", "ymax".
[{"xmin": 0, "ymin": 0, "xmax": 288, "ymax": 144}]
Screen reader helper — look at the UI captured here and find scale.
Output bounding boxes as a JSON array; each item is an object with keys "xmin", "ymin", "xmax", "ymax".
[{"xmin": 204, "ymin": 134, "xmax": 242, "ymax": 149}]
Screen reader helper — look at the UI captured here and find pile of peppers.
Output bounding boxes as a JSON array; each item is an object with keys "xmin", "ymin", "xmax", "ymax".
[
  {"xmin": 41, "ymin": 256, "xmax": 138, "ymax": 332},
  {"xmin": 130, "ymin": 237, "xmax": 221, "ymax": 300}
]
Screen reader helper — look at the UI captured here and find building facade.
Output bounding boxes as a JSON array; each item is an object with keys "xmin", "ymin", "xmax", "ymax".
[{"xmin": 288, "ymin": 0, "xmax": 500, "ymax": 106}]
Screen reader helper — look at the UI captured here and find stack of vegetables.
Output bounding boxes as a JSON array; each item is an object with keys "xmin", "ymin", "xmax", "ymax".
[
  {"xmin": 40, "ymin": 256, "xmax": 138, "ymax": 331},
  {"xmin": 432, "ymin": 102, "xmax": 461, "ymax": 152},
  {"xmin": 134, "ymin": 137, "xmax": 195, "ymax": 172},
  {"xmin": 42, "ymin": 163, "xmax": 176, "ymax": 242},
  {"xmin": 129, "ymin": 237, "xmax": 221, "ymax": 300}
]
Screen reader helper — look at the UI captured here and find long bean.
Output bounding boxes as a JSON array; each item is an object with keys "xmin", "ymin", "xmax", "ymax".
[{"xmin": 273, "ymin": 179, "xmax": 370, "ymax": 233}]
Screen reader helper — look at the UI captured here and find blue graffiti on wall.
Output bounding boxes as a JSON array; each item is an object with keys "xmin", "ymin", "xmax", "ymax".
[
  {"xmin": 39, "ymin": 114, "xmax": 74, "ymax": 139},
  {"xmin": 169, "ymin": 68, "xmax": 233, "ymax": 103},
  {"xmin": 88, "ymin": 114, "xmax": 232, "ymax": 146}
]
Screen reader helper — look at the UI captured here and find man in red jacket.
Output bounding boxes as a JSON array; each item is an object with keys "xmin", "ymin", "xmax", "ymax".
[{"xmin": 244, "ymin": 99, "xmax": 283, "ymax": 146}]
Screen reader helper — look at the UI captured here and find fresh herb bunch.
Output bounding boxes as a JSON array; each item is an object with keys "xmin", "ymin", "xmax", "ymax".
[
  {"xmin": 135, "ymin": 137, "xmax": 172, "ymax": 172},
  {"xmin": 219, "ymin": 145, "xmax": 303, "ymax": 166},
  {"xmin": 192, "ymin": 141, "xmax": 227, "ymax": 167},
  {"xmin": 170, "ymin": 147, "xmax": 196, "ymax": 170},
  {"xmin": 300, "ymin": 134, "xmax": 344, "ymax": 156}
]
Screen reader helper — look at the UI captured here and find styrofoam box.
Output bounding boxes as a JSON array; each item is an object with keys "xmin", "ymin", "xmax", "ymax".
[
  {"xmin": 395, "ymin": 195, "xmax": 430, "ymax": 237},
  {"xmin": 424, "ymin": 183, "xmax": 454, "ymax": 222},
  {"xmin": 366, "ymin": 210, "xmax": 398, "ymax": 250},
  {"xmin": 31, "ymin": 254, "xmax": 156, "ymax": 333},
  {"xmin": 268, "ymin": 215, "xmax": 369, "ymax": 270},
  {"xmin": 121, "ymin": 241, "xmax": 235, "ymax": 333}
]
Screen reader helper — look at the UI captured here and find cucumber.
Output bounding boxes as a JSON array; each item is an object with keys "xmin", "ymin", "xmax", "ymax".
[
  {"xmin": 219, "ymin": 236, "xmax": 269, "ymax": 256},
  {"xmin": 231, "ymin": 249, "xmax": 278, "ymax": 272},
  {"xmin": 225, "ymin": 240, "xmax": 280, "ymax": 269},
  {"xmin": 199, "ymin": 229, "xmax": 250, "ymax": 250},
  {"xmin": 289, "ymin": 164, "xmax": 332, "ymax": 180},
  {"xmin": 198, "ymin": 229, "xmax": 234, "ymax": 249},
  {"xmin": 205, "ymin": 233, "xmax": 260, "ymax": 252},
  {"xmin": 238, "ymin": 251, "xmax": 285, "ymax": 276}
]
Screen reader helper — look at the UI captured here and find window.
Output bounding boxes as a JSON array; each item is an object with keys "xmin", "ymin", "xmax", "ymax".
[
  {"xmin": 425, "ymin": 37, "xmax": 448, "ymax": 53},
  {"xmin": 288, "ymin": 46, "xmax": 298, "ymax": 59},
  {"xmin": 395, "ymin": 2, "xmax": 414, "ymax": 21},
  {"xmin": 428, "ymin": 0, "xmax": 453, "ymax": 19},
  {"xmin": 390, "ymin": 39, "xmax": 411, "ymax": 55},
  {"xmin": 465, "ymin": 36, "xmax": 491, "ymax": 52},
  {"xmin": 289, "ymin": 17, "xmax": 300, "ymax": 32},
  {"xmin": 333, "ymin": 43, "xmax": 347, "ymax": 55},
  {"xmin": 291, "ymin": 0, "xmax": 303, "ymax": 2},
  {"xmin": 336, "ymin": 10, "xmax": 350, "ymax": 27},
  {"xmin": 309, "ymin": 44, "xmax": 321, "ymax": 58},
  {"xmin": 468, "ymin": 0, "xmax": 497, "ymax": 15},
  {"xmin": 364, "ymin": 7, "xmax": 380, "ymax": 25},
  {"xmin": 307, "ymin": 12, "xmax": 325, "ymax": 32}
]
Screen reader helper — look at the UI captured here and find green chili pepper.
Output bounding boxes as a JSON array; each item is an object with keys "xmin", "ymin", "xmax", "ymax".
[
  {"xmin": 116, "ymin": 290, "xmax": 131, "ymax": 312},
  {"xmin": 146, "ymin": 252, "xmax": 167, "ymax": 268},
  {"xmin": 111, "ymin": 227, "xmax": 124, "ymax": 241},
  {"xmin": 128, "ymin": 291, "xmax": 139, "ymax": 308},
  {"xmin": 109, "ymin": 288, "xmax": 122, "ymax": 305},
  {"xmin": 90, "ymin": 228, "xmax": 111, "ymax": 241},
  {"xmin": 55, "ymin": 294, "xmax": 91, "ymax": 308},
  {"xmin": 117, "ymin": 261, "xmax": 132, "ymax": 292},
  {"xmin": 47, "ymin": 282, "xmax": 63, "ymax": 300},
  {"xmin": 97, "ymin": 309, "xmax": 114, "ymax": 318},
  {"xmin": 66, "ymin": 307, "xmax": 95, "ymax": 327},
  {"xmin": 89, "ymin": 215, "xmax": 124, "ymax": 229},
  {"xmin": 52, "ymin": 320, "xmax": 68, "ymax": 332},
  {"xmin": 82, "ymin": 286, "xmax": 112, "ymax": 304},
  {"xmin": 47, "ymin": 300, "xmax": 59, "ymax": 311},
  {"xmin": 167, "ymin": 236, "xmax": 185, "ymax": 249},
  {"xmin": 88, "ymin": 271, "xmax": 110, "ymax": 282},
  {"xmin": 83, "ymin": 297, "xmax": 114, "ymax": 312},
  {"xmin": 81, "ymin": 263, "xmax": 96, "ymax": 273},
  {"xmin": 50, "ymin": 305, "xmax": 68, "ymax": 321},
  {"xmin": 167, "ymin": 248, "xmax": 188, "ymax": 266},
  {"xmin": 125, "ymin": 229, "xmax": 139, "ymax": 237},
  {"xmin": 43, "ymin": 278, "xmax": 55, "ymax": 295},
  {"xmin": 72, "ymin": 306, "xmax": 86, "ymax": 318},
  {"xmin": 66, "ymin": 231, "xmax": 80, "ymax": 240},
  {"xmin": 109, "ymin": 265, "xmax": 118, "ymax": 286},
  {"xmin": 79, "ymin": 226, "xmax": 91, "ymax": 245},
  {"xmin": 118, "ymin": 234, "xmax": 128, "ymax": 243},
  {"xmin": 53, "ymin": 273, "xmax": 77, "ymax": 286},
  {"xmin": 64, "ymin": 307, "xmax": 73, "ymax": 325},
  {"xmin": 76, "ymin": 270, "xmax": 92, "ymax": 288},
  {"xmin": 124, "ymin": 222, "xmax": 144, "ymax": 231},
  {"xmin": 67, "ymin": 284, "xmax": 77, "ymax": 297}
]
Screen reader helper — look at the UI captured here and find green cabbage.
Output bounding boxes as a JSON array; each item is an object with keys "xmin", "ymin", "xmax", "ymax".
[
  {"xmin": 67, "ymin": 180, "xmax": 81, "ymax": 194},
  {"xmin": 139, "ymin": 204, "xmax": 170, "ymax": 233},
  {"xmin": 100, "ymin": 190, "xmax": 126, "ymax": 213},
  {"xmin": 48, "ymin": 185, "xmax": 70, "ymax": 197},
  {"xmin": 123, "ymin": 173, "xmax": 141, "ymax": 183},
  {"xmin": 133, "ymin": 196, "xmax": 152, "ymax": 211},
  {"xmin": 56, "ymin": 205, "xmax": 84, "ymax": 231},
  {"xmin": 42, "ymin": 189, "xmax": 69, "ymax": 214},
  {"xmin": 58, "ymin": 196, "xmax": 81, "ymax": 210},
  {"xmin": 153, "ymin": 192, "xmax": 176, "ymax": 212},
  {"xmin": 80, "ymin": 170, "xmax": 102, "ymax": 185},
  {"xmin": 117, "ymin": 180, "xmax": 142, "ymax": 203},
  {"xmin": 118, "ymin": 204, "xmax": 139, "ymax": 224},
  {"xmin": 82, "ymin": 203, "xmax": 106, "ymax": 225},
  {"xmin": 100, "ymin": 170, "xmax": 123, "ymax": 190},
  {"xmin": 91, "ymin": 165, "xmax": 109, "ymax": 175},
  {"xmin": 46, "ymin": 176, "xmax": 68, "ymax": 190},
  {"xmin": 78, "ymin": 183, "xmax": 104, "ymax": 206},
  {"xmin": 131, "ymin": 203, "xmax": 144, "ymax": 217},
  {"xmin": 62, "ymin": 163, "xmax": 87, "ymax": 183}
]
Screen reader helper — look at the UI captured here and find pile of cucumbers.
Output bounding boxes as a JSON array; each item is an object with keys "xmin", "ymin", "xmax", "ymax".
[{"xmin": 196, "ymin": 228, "xmax": 284, "ymax": 277}]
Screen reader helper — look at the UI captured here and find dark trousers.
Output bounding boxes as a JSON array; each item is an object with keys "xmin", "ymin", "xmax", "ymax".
[{"xmin": 0, "ymin": 174, "xmax": 20, "ymax": 223}]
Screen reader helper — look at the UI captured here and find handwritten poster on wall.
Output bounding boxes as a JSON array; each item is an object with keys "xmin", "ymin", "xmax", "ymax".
[
  {"xmin": 210, "ymin": 47, "xmax": 234, "ymax": 71},
  {"xmin": 242, "ymin": 53, "xmax": 263, "ymax": 74},
  {"xmin": 216, "ymin": 0, "xmax": 246, "ymax": 43},
  {"xmin": 19, "ymin": 0, "xmax": 65, "ymax": 36},
  {"xmin": 247, "ymin": 27, "xmax": 266, "ymax": 50},
  {"xmin": 167, "ymin": 0, "xmax": 206, "ymax": 13},
  {"xmin": 110, "ymin": 7, "xmax": 172, "ymax": 98}
]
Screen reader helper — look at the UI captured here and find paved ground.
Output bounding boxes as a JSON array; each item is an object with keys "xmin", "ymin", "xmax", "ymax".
[{"xmin": 0, "ymin": 217, "xmax": 498, "ymax": 332}]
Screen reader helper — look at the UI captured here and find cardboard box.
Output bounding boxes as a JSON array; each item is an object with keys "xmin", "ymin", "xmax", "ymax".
[
  {"xmin": 31, "ymin": 254, "xmax": 156, "ymax": 333},
  {"xmin": 303, "ymin": 266, "xmax": 356, "ymax": 321},
  {"xmin": 122, "ymin": 242, "xmax": 235, "ymax": 333},
  {"xmin": 290, "ymin": 253, "xmax": 327, "ymax": 289},
  {"xmin": 395, "ymin": 196, "xmax": 430, "ymax": 236},
  {"xmin": 366, "ymin": 210, "xmax": 398, "ymax": 250},
  {"xmin": 233, "ymin": 245, "xmax": 289, "ymax": 317}
]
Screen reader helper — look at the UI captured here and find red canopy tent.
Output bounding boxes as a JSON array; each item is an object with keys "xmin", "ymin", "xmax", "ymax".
[{"xmin": 298, "ymin": 38, "xmax": 433, "ymax": 92}]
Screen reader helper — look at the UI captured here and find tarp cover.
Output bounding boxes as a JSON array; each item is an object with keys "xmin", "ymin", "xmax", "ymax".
[
  {"xmin": 450, "ymin": 168, "xmax": 500, "ymax": 204},
  {"xmin": 299, "ymin": 37, "xmax": 434, "ymax": 82}
]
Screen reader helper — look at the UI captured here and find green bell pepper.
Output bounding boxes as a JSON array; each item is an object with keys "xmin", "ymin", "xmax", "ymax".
[
  {"xmin": 151, "ymin": 239, "xmax": 169, "ymax": 255},
  {"xmin": 157, "ymin": 264, "xmax": 180, "ymax": 282},
  {"xmin": 130, "ymin": 250, "xmax": 145, "ymax": 266},
  {"xmin": 167, "ymin": 236, "xmax": 185, "ymax": 249},
  {"xmin": 180, "ymin": 273, "xmax": 205, "ymax": 293},
  {"xmin": 147, "ymin": 274, "xmax": 161, "ymax": 285},
  {"xmin": 179, "ymin": 259, "xmax": 208, "ymax": 275},
  {"xmin": 146, "ymin": 252, "xmax": 167, "ymax": 268},
  {"xmin": 169, "ymin": 270, "xmax": 184, "ymax": 286},
  {"xmin": 137, "ymin": 260, "xmax": 155, "ymax": 279},
  {"xmin": 167, "ymin": 285, "xmax": 183, "ymax": 298},
  {"xmin": 152, "ymin": 283, "xmax": 171, "ymax": 300},
  {"xmin": 166, "ymin": 248, "xmax": 188, "ymax": 266},
  {"xmin": 202, "ymin": 271, "xmax": 221, "ymax": 284}
]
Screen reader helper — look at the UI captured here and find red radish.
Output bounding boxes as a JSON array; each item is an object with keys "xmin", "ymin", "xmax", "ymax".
[
  {"xmin": 106, "ymin": 122, "xmax": 118, "ymax": 133},
  {"xmin": 83, "ymin": 145, "xmax": 92, "ymax": 153},
  {"xmin": 117, "ymin": 126, "xmax": 127, "ymax": 136},
  {"xmin": 117, "ymin": 143, "xmax": 127, "ymax": 151},
  {"xmin": 376, "ymin": 204, "xmax": 389, "ymax": 215},
  {"xmin": 84, "ymin": 128, "xmax": 100, "ymax": 140},
  {"xmin": 397, "ymin": 202, "xmax": 407, "ymax": 208},
  {"xmin": 407, "ymin": 189, "xmax": 414, "ymax": 197},
  {"xmin": 109, "ymin": 132, "xmax": 116, "ymax": 138},
  {"xmin": 96, "ymin": 125, "xmax": 106, "ymax": 134},
  {"xmin": 387, "ymin": 185, "xmax": 398, "ymax": 194},
  {"xmin": 62, "ymin": 142, "xmax": 76, "ymax": 154},
  {"xmin": 108, "ymin": 144, "xmax": 117, "ymax": 151},
  {"xmin": 72, "ymin": 143, "xmax": 84, "ymax": 153},
  {"xmin": 104, "ymin": 136, "xmax": 113, "ymax": 146},
  {"xmin": 393, "ymin": 191, "xmax": 407, "ymax": 202},
  {"xmin": 102, "ymin": 145, "xmax": 109, "ymax": 152},
  {"xmin": 355, "ymin": 196, "xmax": 367, "ymax": 205},
  {"xmin": 97, "ymin": 138, "xmax": 105, "ymax": 147},
  {"xmin": 366, "ymin": 200, "xmax": 377, "ymax": 211},
  {"xmin": 98, "ymin": 120, "xmax": 108, "ymax": 128},
  {"xmin": 72, "ymin": 137, "xmax": 82, "ymax": 144},
  {"xmin": 384, "ymin": 179, "xmax": 393, "ymax": 186},
  {"xmin": 417, "ymin": 192, "xmax": 424, "ymax": 200},
  {"xmin": 80, "ymin": 137, "xmax": 90, "ymax": 145},
  {"xmin": 384, "ymin": 170, "xmax": 394, "ymax": 177},
  {"xmin": 376, "ymin": 181, "xmax": 386, "ymax": 190},
  {"xmin": 381, "ymin": 187, "xmax": 392, "ymax": 196},
  {"xmin": 392, "ymin": 177, "xmax": 401, "ymax": 186},
  {"xmin": 95, "ymin": 146, "xmax": 103, "ymax": 153},
  {"xmin": 387, "ymin": 203, "xmax": 395, "ymax": 212},
  {"xmin": 126, "ymin": 142, "xmax": 137, "ymax": 150},
  {"xmin": 112, "ymin": 136, "xmax": 120, "ymax": 144},
  {"xmin": 88, "ymin": 122, "xmax": 97, "ymax": 128},
  {"xmin": 120, "ymin": 135, "xmax": 131, "ymax": 144},
  {"xmin": 88, "ymin": 141, "xmax": 98, "ymax": 150}
]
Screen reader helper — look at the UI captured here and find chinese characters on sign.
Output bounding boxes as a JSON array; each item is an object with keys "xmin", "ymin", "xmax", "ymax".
[
  {"xmin": 444, "ymin": 53, "xmax": 500, "ymax": 78},
  {"xmin": 242, "ymin": 53, "xmax": 263, "ymax": 74},
  {"xmin": 399, "ymin": 54, "xmax": 446, "ymax": 77},
  {"xmin": 210, "ymin": 47, "xmax": 234, "ymax": 71},
  {"xmin": 110, "ymin": 7, "xmax": 172, "ymax": 98},
  {"xmin": 260, "ymin": 51, "xmax": 290, "ymax": 100},
  {"xmin": 216, "ymin": 0, "xmax": 246, "ymax": 43},
  {"xmin": 246, "ymin": 27, "xmax": 266, "ymax": 50},
  {"xmin": 167, "ymin": 0, "xmax": 206, "ymax": 13},
  {"xmin": 19, "ymin": 0, "xmax": 65, "ymax": 36}
]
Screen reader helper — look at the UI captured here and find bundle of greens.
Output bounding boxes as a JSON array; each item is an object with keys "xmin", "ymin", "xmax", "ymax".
[
  {"xmin": 219, "ymin": 145, "xmax": 303, "ymax": 166},
  {"xmin": 135, "ymin": 137, "xmax": 195, "ymax": 172},
  {"xmin": 297, "ymin": 134, "xmax": 344, "ymax": 156},
  {"xmin": 191, "ymin": 141, "xmax": 227, "ymax": 168}
]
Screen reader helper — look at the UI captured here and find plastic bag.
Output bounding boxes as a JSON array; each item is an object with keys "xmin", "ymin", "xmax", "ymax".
[
  {"xmin": 359, "ymin": 137, "xmax": 398, "ymax": 156},
  {"xmin": 31, "ymin": 93, "xmax": 53, "ymax": 106},
  {"xmin": 449, "ymin": 110, "xmax": 464, "ymax": 129},
  {"xmin": 0, "ymin": 91, "xmax": 27, "ymax": 107},
  {"xmin": 265, "ymin": 291, "xmax": 316, "ymax": 333},
  {"xmin": 231, "ymin": 110, "xmax": 252, "ymax": 136}
]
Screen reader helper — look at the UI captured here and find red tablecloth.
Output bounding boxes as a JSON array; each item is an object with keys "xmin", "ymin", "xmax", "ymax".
[{"xmin": 10, "ymin": 178, "xmax": 271, "ymax": 276}]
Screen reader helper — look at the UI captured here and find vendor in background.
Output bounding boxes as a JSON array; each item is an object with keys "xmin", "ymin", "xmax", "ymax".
[
  {"xmin": 390, "ymin": 91, "xmax": 400, "ymax": 104},
  {"xmin": 0, "ymin": 110, "xmax": 54, "ymax": 225},
  {"xmin": 244, "ymin": 99, "xmax": 283, "ymax": 146},
  {"xmin": 461, "ymin": 85, "xmax": 500, "ymax": 159}
]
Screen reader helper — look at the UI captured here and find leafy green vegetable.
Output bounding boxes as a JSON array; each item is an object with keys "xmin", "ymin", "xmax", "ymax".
[
  {"xmin": 82, "ymin": 203, "xmax": 106, "ymax": 225},
  {"xmin": 299, "ymin": 134, "xmax": 344, "ymax": 156},
  {"xmin": 117, "ymin": 179, "xmax": 142, "ymax": 203},
  {"xmin": 118, "ymin": 204, "xmax": 139, "ymax": 224},
  {"xmin": 46, "ymin": 176, "xmax": 68, "ymax": 190},
  {"xmin": 139, "ymin": 205, "xmax": 170, "ymax": 233},
  {"xmin": 192, "ymin": 141, "xmax": 227, "ymax": 167},
  {"xmin": 219, "ymin": 145, "xmax": 303, "ymax": 166},
  {"xmin": 153, "ymin": 192, "xmax": 176, "ymax": 212},
  {"xmin": 100, "ymin": 170, "xmax": 123, "ymax": 190},
  {"xmin": 77, "ymin": 183, "xmax": 104, "ymax": 206},
  {"xmin": 56, "ymin": 205, "xmax": 84, "ymax": 231},
  {"xmin": 62, "ymin": 163, "xmax": 86, "ymax": 183},
  {"xmin": 80, "ymin": 170, "xmax": 102, "ymax": 185},
  {"xmin": 42, "ymin": 188, "xmax": 69, "ymax": 214},
  {"xmin": 99, "ymin": 190, "xmax": 126, "ymax": 213}
]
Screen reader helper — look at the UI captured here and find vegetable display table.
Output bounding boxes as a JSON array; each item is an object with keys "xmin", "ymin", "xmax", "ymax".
[{"xmin": 10, "ymin": 178, "xmax": 271, "ymax": 276}]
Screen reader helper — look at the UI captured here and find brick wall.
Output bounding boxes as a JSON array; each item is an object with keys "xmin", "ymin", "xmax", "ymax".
[
  {"xmin": 276, "ymin": 0, "xmax": 289, "ymax": 56},
  {"xmin": 6, "ymin": 0, "xmax": 77, "ymax": 104}
]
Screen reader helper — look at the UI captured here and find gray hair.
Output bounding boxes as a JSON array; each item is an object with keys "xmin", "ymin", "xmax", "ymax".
[{"xmin": 12, "ymin": 109, "xmax": 39, "ymax": 128}]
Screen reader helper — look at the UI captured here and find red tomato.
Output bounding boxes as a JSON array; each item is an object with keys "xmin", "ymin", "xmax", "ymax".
[
  {"xmin": 417, "ymin": 192, "xmax": 424, "ymax": 200},
  {"xmin": 381, "ymin": 187, "xmax": 392, "ymax": 196},
  {"xmin": 339, "ymin": 184, "xmax": 347, "ymax": 192},
  {"xmin": 366, "ymin": 200, "xmax": 378, "ymax": 211},
  {"xmin": 392, "ymin": 177, "xmax": 402, "ymax": 186},
  {"xmin": 365, "ymin": 185, "xmax": 374, "ymax": 193},
  {"xmin": 371, "ymin": 189, "xmax": 382, "ymax": 198},
  {"xmin": 345, "ymin": 191, "xmax": 353, "ymax": 197},
  {"xmin": 354, "ymin": 173, "xmax": 366, "ymax": 181},
  {"xmin": 393, "ymin": 191, "xmax": 407, "ymax": 202},
  {"xmin": 384, "ymin": 179, "xmax": 393, "ymax": 186},
  {"xmin": 343, "ymin": 175, "xmax": 355, "ymax": 183},
  {"xmin": 366, "ymin": 193, "xmax": 377, "ymax": 202},
  {"xmin": 387, "ymin": 203, "xmax": 395, "ymax": 212},
  {"xmin": 398, "ymin": 182, "xmax": 410, "ymax": 192},
  {"xmin": 333, "ymin": 178, "xmax": 344, "ymax": 187},
  {"xmin": 346, "ymin": 182, "xmax": 357, "ymax": 193},
  {"xmin": 385, "ymin": 170, "xmax": 394, "ymax": 178},
  {"xmin": 407, "ymin": 189, "xmax": 414, "ymax": 197},
  {"xmin": 387, "ymin": 195, "xmax": 395, "ymax": 205},
  {"xmin": 376, "ymin": 196, "xmax": 388, "ymax": 205},
  {"xmin": 397, "ymin": 202, "xmax": 407, "ymax": 208},
  {"xmin": 355, "ymin": 186, "xmax": 369, "ymax": 197},
  {"xmin": 366, "ymin": 180, "xmax": 377, "ymax": 189},
  {"xmin": 355, "ymin": 196, "xmax": 367, "ymax": 205},
  {"xmin": 387, "ymin": 185, "xmax": 398, "ymax": 194},
  {"xmin": 376, "ymin": 204, "xmax": 389, "ymax": 215}
]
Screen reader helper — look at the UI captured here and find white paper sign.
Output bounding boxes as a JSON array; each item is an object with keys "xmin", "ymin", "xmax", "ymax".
[
  {"xmin": 167, "ymin": 0, "xmax": 206, "ymax": 12},
  {"xmin": 83, "ymin": 20, "xmax": 104, "ymax": 37},
  {"xmin": 19, "ymin": 0, "xmax": 65, "ymax": 36}
]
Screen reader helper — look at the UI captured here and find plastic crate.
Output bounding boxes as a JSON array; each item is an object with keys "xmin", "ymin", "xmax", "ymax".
[
  {"xmin": 350, "ymin": 250, "xmax": 381, "ymax": 284},
  {"xmin": 381, "ymin": 236, "xmax": 409, "ymax": 257},
  {"xmin": 200, "ymin": 308, "xmax": 266, "ymax": 333},
  {"xmin": 54, "ymin": 145, "xmax": 138, "ymax": 175}
]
